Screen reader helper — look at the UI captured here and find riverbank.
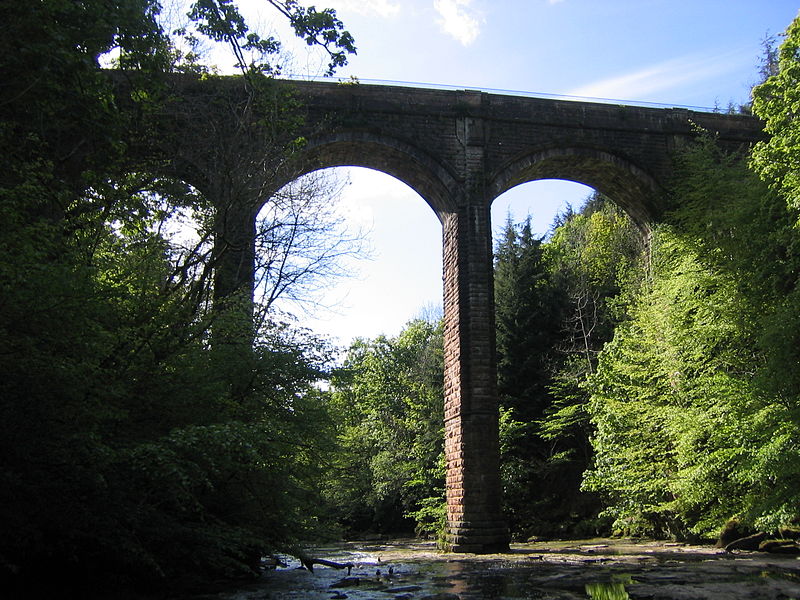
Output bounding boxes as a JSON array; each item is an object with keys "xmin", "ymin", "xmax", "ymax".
[{"xmin": 193, "ymin": 538, "xmax": 800, "ymax": 599}]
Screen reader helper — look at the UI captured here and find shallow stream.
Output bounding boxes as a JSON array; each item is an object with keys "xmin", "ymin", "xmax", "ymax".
[{"xmin": 194, "ymin": 538, "xmax": 800, "ymax": 600}]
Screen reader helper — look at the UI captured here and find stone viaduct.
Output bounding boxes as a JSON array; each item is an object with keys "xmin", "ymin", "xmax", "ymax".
[{"xmin": 132, "ymin": 74, "xmax": 764, "ymax": 553}]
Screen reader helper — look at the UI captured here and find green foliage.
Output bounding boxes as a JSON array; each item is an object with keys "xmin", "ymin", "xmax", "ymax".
[
  {"xmin": 495, "ymin": 215, "xmax": 563, "ymax": 419},
  {"xmin": 542, "ymin": 197, "xmax": 642, "ymax": 457},
  {"xmin": 751, "ymin": 12, "xmax": 800, "ymax": 215},
  {"xmin": 0, "ymin": 1, "xmax": 355, "ymax": 594},
  {"xmin": 585, "ymin": 131, "xmax": 800, "ymax": 540},
  {"xmin": 187, "ymin": 0, "xmax": 355, "ymax": 75},
  {"xmin": 325, "ymin": 320, "xmax": 445, "ymax": 536},
  {"xmin": 585, "ymin": 580, "xmax": 631, "ymax": 600},
  {"xmin": 0, "ymin": 182, "xmax": 338, "ymax": 588},
  {"xmin": 584, "ymin": 231, "xmax": 752, "ymax": 538},
  {"xmin": 407, "ymin": 497, "xmax": 448, "ymax": 542},
  {"xmin": 494, "ymin": 215, "xmax": 566, "ymax": 536},
  {"xmin": 493, "ymin": 199, "xmax": 641, "ymax": 539}
]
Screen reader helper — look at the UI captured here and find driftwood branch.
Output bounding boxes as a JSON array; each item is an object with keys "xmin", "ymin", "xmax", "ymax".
[{"xmin": 298, "ymin": 554, "xmax": 354, "ymax": 575}]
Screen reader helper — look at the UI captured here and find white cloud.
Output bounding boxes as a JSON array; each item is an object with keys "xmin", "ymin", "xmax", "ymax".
[
  {"xmin": 548, "ymin": 0, "xmax": 565, "ymax": 4},
  {"xmin": 566, "ymin": 50, "xmax": 748, "ymax": 102},
  {"xmin": 325, "ymin": 0, "xmax": 401, "ymax": 18},
  {"xmin": 433, "ymin": 0, "xmax": 481, "ymax": 46}
]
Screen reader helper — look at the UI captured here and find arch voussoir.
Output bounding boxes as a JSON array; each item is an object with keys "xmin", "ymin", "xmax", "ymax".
[
  {"xmin": 286, "ymin": 130, "xmax": 459, "ymax": 218},
  {"xmin": 489, "ymin": 146, "xmax": 664, "ymax": 227}
]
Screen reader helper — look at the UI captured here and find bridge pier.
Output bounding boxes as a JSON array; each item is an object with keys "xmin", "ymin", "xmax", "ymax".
[
  {"xmin": 208, "ymin": 190, "xmax": 259, "ymax": 396},
  {"xmin": 212, "ymin": 198, "xmax": 257, "ymax": 306},
  {"xmin": 441, "ymin": 203, "xmax": 510, "ymax": 553}
]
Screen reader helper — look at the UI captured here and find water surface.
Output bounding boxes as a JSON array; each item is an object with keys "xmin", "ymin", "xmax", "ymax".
[{"xmin": 197, "ymin": 538, "xmax": 800, "ymax": 600}]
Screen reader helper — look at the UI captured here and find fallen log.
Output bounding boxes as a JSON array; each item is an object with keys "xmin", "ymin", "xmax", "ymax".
[
  {"xmin": 724, "ymin": 532, "xmax": 767, "ymax": 552},
  {"xmin": 759, "ymin": 540, "xmax": 800, "ymax": 554},
  {"xmin": 298, "ymin": 554, "xmax": 354, "ymax": 575}
]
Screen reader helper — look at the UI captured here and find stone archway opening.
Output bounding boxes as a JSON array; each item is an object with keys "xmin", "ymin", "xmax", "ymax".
[
  {"xmin": 489, "ymin": 175, "xmax": 645, "ymax": 542},
  {"xmin": 256, "ymin": 164, "xmax": 447, "ymax": 535},
  {"xmin": 264, "ymin": 165, "xmax": 444, "ymax": 347},
  {"xmin": 489, "ymin": 147, "xmax": 663, "ymax": 232},
  {"xmin": 491, "ymin": 179, "xmax": 596, "ymax": 244}
]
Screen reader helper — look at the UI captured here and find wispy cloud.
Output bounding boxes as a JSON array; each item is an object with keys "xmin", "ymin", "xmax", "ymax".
[
  {"xmin": 326, "ymin": 0, "xmax": 401, "ymax": 18},
  {"xmin": 433, "ymin": 0, "xmax": 481, "ymax": 46},
  {"xmin": 548, "ymin": 0, "xmax": 566, "ymax": 4},
  {"xmin": 566, "ymin": 50, "xmax": 748, "ymax": 102}
]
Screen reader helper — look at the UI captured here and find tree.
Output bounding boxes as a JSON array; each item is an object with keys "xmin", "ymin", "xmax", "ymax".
[
  {"xmin": 751, "ymin": 13, "xmax": 800, "ymax": 214},
  {"xmin": 325, "ymin": 320, "xmax": 446, "ymax": 538},
  {"xmin": 541, "ymin": 195, "xmax": 642, "ymax": 456},
  {"xmin": 493, "ymin": 198, "xmax": 641, "ymax": 539},
  {"xmin": 547, "ymin": 195, "xmax": 642, "ymax": 375},
  {"xmin": 583, "ymin": 229, "xmax": 757, "ymax": 538},
  {"xmin": 493, "ymin": 215, "xmax": 567, "ymax": 535},
  {"xmin": 584, "ymin": 131, "xmax": 800, "ymax": 540},
  {"xmin": 184, "ymin": 0, "xmax": 355, "ymax": 77},
  {"xmin": 254, "ymin": 170, "xmax": 365, "ymax": 320},
  {"xmin": 495, "ymin": 215, "xmax": 563, "ymax": 420},
  {"xmin": 0, "ymin": 1, "xmax": 356, "ymax": 594}
]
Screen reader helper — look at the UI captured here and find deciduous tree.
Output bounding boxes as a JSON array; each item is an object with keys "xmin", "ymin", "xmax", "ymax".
[
  {"xmin": 325, "ymin": 319, "xmax": 446, "ymax": 537},
  {"xmin": 0, "ymin": 0, "xmax": 356, "ymax": 593}
]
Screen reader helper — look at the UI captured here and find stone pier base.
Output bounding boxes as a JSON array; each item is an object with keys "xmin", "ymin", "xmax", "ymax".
[
  {"xmin": 443, "ymin": 408, "xmax": 510, "ymax": 553},
  {"xmin": 446, "ymin": 521, "xmax": 510, "ymax": 553}
]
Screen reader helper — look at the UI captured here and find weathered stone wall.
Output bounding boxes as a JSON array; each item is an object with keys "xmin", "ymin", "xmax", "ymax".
[
  {"xmin": 441, "ymin": 204, "xmax": 508, "ymax": 552},
  {"xmin": 287, "ymin": 80, "xmax": 762, "ymax": 224}
]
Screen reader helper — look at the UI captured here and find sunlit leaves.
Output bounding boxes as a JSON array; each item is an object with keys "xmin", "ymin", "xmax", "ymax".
[
  {"xmin": 752, "ymin": 14, "xmax": 800, "ymax": 216},
  {"xmin": 493, "ymin": 197, "xmax": 642, "ymax": 538},
  {"xmin": 268, "ymin": 0, "xmax": 357, "ymax": 75},
  {"xmin": 585, "ymin": 131, "xmax": 800, "ymax": 538},
  {"xmin": 185, "ymin": 0, "xmax": 356, "ymax": 76},
  {"xmin": 325, "ymin": 319, "xmax": 445, "ymax": 535}
]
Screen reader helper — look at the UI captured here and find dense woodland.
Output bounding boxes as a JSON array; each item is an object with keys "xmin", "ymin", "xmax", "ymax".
[{"xmin": 4, "ymin": 0, "xmax": 800, "ymax": 596}]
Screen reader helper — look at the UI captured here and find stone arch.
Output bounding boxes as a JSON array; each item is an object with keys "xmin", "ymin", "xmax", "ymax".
[
  {"xmin": 282, "ymin": 131, "xmax": 459, "ymax": 218},
  {"xmin": 489, "ymin": 146, "xmax": 664, "ymax": 229}
]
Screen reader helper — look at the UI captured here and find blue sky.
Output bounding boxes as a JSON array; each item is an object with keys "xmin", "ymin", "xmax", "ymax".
[{"xmin": 232, "ymin": 0, "xmax": 800, "ymax": 346}]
